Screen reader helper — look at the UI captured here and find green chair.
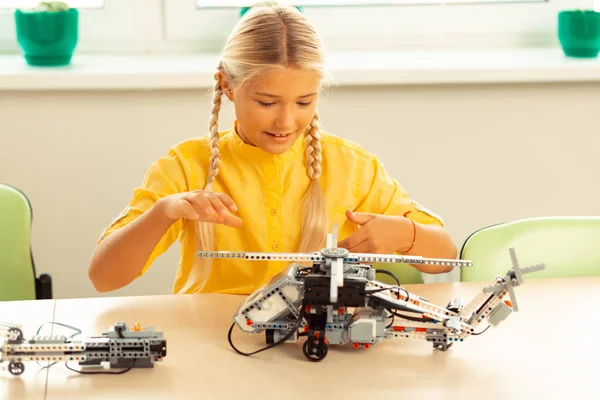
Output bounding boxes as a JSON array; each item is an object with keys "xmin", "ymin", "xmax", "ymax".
[
  {"xmin": 374, "ymin": 262, "xmax": 423, "ymax": 285},
  {"xmin": 459, "ymin": 216, "xmax": 600, "ymax": 282},
  {"xmin": 0, "ymin": 183, "xmax": 53, "ymax": 301}
]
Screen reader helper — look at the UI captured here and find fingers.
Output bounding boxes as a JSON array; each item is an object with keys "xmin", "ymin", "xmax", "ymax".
[
  {"xmin": 339, "ymin": 236, "xmax": 375, "ymax": 253},
  {"xmin": 346, "ymin": 241, "xmax": 375, "ymax": 254},
  {"xmin": 221, "ymin": 213, "xmax": 243, "ymax": 228},
  {"xmin": 183, "ymin": 192, "xmax": 242, "ymax": 228},
  {"xmin": 180, "ymin": 200, "xmax": 201, "ymax": 220},
  {"xmin": 345, "ymin": 210, "xmax": 377, "ymax": 226},
  {"xmin": 205, "ymin": 193, "xmax": 230, "ymax": 217},
  {"xmin": 205, "ymin": 194, "xmax": 242, "ymax": 227},
  {"xmin": 338, "ymin": 229, "xmax": 368, "ymax": 251},
  {"xmin": 216, "ymin": 193, "xmax": 238, "ymax": 213}
]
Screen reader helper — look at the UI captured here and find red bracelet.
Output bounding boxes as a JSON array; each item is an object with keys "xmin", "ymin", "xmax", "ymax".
[{"xmin": 403, "ymin": 211, "xmax": 416, "ymax": 254}]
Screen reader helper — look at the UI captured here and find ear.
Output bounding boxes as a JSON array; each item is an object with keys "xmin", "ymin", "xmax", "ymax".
[{"xmin": 216, "ymin": 71, "xmax": 234, "ymax": 101}]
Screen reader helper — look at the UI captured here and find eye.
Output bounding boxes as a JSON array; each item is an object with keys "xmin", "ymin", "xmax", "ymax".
[
  {"xmin": 297, "ymin": 101, "xmax": 312, "ymax": 107},
  {"xmin": 258, "ymin": 101, "xmax": 275, "ymax": 107}
]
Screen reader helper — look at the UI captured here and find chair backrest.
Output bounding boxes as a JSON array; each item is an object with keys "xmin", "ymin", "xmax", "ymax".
[
  {"xmin": 373, "ymin": 261, "xmax": 423, "ymax": 285},
  {"xmin": 0, "ymin": 183, "xmax": 37, "ymax": 300},
  {"xmin": 459, "ymin": 216, "xmax": 600, "ymax": 282}
]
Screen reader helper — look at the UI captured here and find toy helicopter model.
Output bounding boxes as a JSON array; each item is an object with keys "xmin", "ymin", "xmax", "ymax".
[
  {"xmin": 0, "ymin": 321, "xmax": 167, "ymax": 376},
  {"xmin": 197, "ymin": 224, "xmax": 545, "ymax": 362}
]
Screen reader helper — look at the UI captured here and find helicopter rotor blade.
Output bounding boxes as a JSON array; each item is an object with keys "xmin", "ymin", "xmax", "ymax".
[
  {"xmin": 347, "ymin": 253, "xmax": 472, "ymax": 268},
  {"xmin": 331, "ymin": 223, "xmax": 339, "ymax": 248},
  {"xmin": 196, "ymin": 251, "xmax": 326, "ymax": 263},
  {"xmin": 505, "ymin": 281, "xmax": 519, "ymax": 312},
  {"xmin": 509, "ymin": 248, "xmax": 523, "ymax": 284}
]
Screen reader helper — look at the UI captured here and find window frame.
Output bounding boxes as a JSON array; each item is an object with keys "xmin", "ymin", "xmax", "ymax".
[
  {"xmin": 193, "ymin": 0, "xmax": 546, "ymax": 7},
  {"xmin": 0, "ymin": 0, "xmax": 159, "ymax": 54},
  {"xmin": 163, "ymin": 0, "xmax": 580, "ymax": 52},
  {"xmin": 0, "ymin": 0, "xmax": 591, "ymax": 54}
]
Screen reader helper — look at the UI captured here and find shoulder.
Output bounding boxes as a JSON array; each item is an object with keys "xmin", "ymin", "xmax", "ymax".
[
  {"xmin": 167, "ymin": 130, "xmax": 232, "ymax": 163},
  {"xmin": 169, "ymin": 134, "xmax": 214, "ymax": 159},
  {"xmin": 319, "ymin": 131, "xmax": 377, "ymax": 161},
  {"xmin": 319, "ymin": 131, "xmax": 382, "ymax": 179},
  {"xmin": 146, "ymin": 131, "xmax": 230, "ymax": 191}
]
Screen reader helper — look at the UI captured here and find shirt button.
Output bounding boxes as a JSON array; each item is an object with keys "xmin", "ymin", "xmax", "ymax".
[
  {"xmin": 272, "ymin": 241, "xmax": 281, "ymax": 250},
  {"xmin": 270, "ymin": 208, "xmax": 278, "ymax": 216}
]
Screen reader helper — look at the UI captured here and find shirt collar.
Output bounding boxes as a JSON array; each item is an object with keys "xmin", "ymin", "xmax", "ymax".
[{"xmin": 223, "ymin": 120, "xmax": 305, "ymax": 166}]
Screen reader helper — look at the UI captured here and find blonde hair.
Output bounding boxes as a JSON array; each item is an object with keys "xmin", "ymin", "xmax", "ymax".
[{"xmin": 191, "ymin": 4, "xmax": 328, "ymax": 292}]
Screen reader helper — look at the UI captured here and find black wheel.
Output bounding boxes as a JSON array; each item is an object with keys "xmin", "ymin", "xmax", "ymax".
[
  {"xmin": 303, "ymin": 339, "xmax": 328, "ymax": 362},
  {"xmin": 8, "ymin": 362, "xmax": 25, "ymax": 376},
  {"xmin": 7, "ymin": 328, "xmax": 23, "ymax": 343},
  {"xmin": 434, "ymin": 342, "xmax": 453, "ymax": 351},
  {"xmin": 265, "ymin": 329, "xmax": 275, "ymax": 344}
]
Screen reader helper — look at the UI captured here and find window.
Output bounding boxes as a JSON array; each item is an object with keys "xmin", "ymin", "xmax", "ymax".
[
  {"xmin": 195, "ymin": 0, "xmax": 545, "ymax": 6},
  {"xmin": 0, "ymin": 0, "xmax": 589, "ymax": 55},
  {"xmin": 168, "ymin": 0, "xmax": 573, "ymax": 52},
  {"xmin": 0, "ymin": 0, "xmax": 147, "ymax": 54},
  {"xmin": 0, "ymin": 0, "xmax": 103, "ymax": 7}
]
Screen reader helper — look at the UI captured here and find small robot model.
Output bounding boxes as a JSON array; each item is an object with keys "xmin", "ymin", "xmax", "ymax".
[
  {"xmin": 197, "ymin": 224, "xmax": 544, "ymax": 361},
  {"xmin": 0, "ymin": 322, "xmax": 167, "ymax": 376}
]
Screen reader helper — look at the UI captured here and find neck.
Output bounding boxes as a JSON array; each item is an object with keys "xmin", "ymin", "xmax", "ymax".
[{"xmin": 235, "ymin": 124, "xmax": 255, "ymax": 147}]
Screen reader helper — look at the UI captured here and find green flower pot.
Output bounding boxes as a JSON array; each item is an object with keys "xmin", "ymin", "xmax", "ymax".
[
  {"xmin": 14, "ymin": 8, "xmax": 79, "ymax": 66},
  {"xmin": 240, "ymin": 5, "xmax": 302, "ymax": 17},
  {"xmin": 558, "ymin": 10, "xmax": 600, "ymax": 58}
]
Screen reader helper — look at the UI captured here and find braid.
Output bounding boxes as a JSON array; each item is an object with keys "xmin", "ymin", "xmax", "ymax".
[
  {"xmin": 298, "ymin": 112, "xmax": 328, "ymax": 253},
  {"xmin": 305, "ymin": 112, "xmax": 322, "ymax": 180},
  {"xmin": 187, "ymin": 74, "xmax": 223, "ymax": 294},
  {"xmin": 206, "ymin": 78, "xmax": 223, "ymax": 188}
]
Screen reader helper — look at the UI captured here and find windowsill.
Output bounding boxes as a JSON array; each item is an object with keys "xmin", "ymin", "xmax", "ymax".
[{"xmin": 1, "ymin": 47, "xmax": 600, "ymax": 91}]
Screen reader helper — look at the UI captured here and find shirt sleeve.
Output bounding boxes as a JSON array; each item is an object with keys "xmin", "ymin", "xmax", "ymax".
[
  {"xmin": 97, "ymin": 148, "xmax": 189, "ymax": 276},
  {"xmin": 355, "ymin": 155, "xmax": 445, "ymax": 227}
]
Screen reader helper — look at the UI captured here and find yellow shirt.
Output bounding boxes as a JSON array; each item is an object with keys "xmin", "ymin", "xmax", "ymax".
[{"xmin": 99, "ymin": 123, "xmax": 444, "ymax": 295}]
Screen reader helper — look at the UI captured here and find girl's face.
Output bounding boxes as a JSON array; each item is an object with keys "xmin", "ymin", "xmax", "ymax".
[{"xmin": 221, "ymin": 67, "xmax": 321, "ymax": 155}]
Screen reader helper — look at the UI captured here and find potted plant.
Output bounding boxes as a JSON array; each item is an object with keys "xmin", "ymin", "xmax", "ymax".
[
  {"xmin": 558, "ymin": 3, "xmax": 600, "ymax": 58},
  {"xmin": 14, "ymin": 1, "xmax": 79, "ymax": 66},
  {"xmin": 240, "ymin": 2, "xmax": 303, "ymax": 17}
]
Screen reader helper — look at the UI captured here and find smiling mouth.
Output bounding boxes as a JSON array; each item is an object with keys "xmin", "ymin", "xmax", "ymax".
[{"xmin": 265, "ymin": 131, "xmax": 293, "ymax": 137}]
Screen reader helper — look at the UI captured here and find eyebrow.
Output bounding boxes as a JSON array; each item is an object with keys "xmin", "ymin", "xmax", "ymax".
[{"xmin": 255, "ymin": 92, "xmax": 317, "ymax": 98}]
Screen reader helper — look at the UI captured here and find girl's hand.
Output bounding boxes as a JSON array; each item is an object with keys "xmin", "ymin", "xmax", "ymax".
[
  {"xmin": 157, "ymin": 190, "xmax": 242, "ymax": 228},
  {"xmin": 337, "ymin": 210, "xmax": 411, "ymax": 254}
]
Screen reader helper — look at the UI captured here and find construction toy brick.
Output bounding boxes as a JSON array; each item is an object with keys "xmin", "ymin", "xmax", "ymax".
[
  {"xmin": 198, "ymin": 224, "xmax": 544, "ymax": 361},
  {"xmin": 0, "ymin": 322, "xmax": 166, "ymax": 376}
]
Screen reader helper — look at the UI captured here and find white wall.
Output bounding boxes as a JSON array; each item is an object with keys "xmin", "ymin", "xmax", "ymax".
[{"xmin": 2, "ymin": 81, "xmax": 599, "ymax": 299}]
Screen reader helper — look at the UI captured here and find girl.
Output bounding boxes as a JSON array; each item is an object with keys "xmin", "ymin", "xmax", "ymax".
[{"xmin": 88, "ymin": 4, "xmax": 457, "ymax": 295}]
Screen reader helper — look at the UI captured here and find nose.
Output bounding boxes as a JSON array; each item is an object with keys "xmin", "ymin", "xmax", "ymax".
[{"xmin": 274, "ymin": 105, "xmax": 295, "ymax": 132}]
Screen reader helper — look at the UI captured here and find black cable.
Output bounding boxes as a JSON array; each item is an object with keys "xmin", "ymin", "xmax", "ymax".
[
  {"xmin": 364, "ymin": 287, "xmax": 397, "ymax": 294},
  {"xmin": 35, "ymin": 322, "xmax": 82, "ymax": 369},
  {"xmin": 64, "ymin": 359, "xmax": 136, "ymax": 375},
  {"xmin": 228, "ymin": 302, "xmax": 307, "ymax": 356},
  {"xmin": 371, "ymin": 268, "xmax": 411, "ymax": 300},
  {"xmin": 387, "ymin": 308, "xmax": 436, "ymax": 323},
  {"xmin": 375, "ymin": 269, "xmax": 400, "ymax": 286},
  {"xmin": 470, "ymin": 325, "xmax": 490, "ymax": 336},
  {"xmin": 36, "ymin": 321, "xmax": 82, "ymax": 337},
  {"xmin": 385, "ymin": 313, "xmax": 395, "ymax": 328},
  {"xmin": 34, "ymin": 321, "xmax": 135, "ymax": 375}
]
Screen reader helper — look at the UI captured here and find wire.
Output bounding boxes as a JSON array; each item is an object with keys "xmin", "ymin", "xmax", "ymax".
[
  {"xmin": 33, "ymin": 321, "xmax": 135, "ymax": 375},
  {"xmin": 385, "ymin": 313, "xmax": 395, "ymax": 328},
  {"xmin": 228, "ymin": 302, "xmax": 307, "ymax": 356},
  {"xmin": 36, "ymin": 322, "xmax": 82, "ymax": 337},
  {"xmin": 373, "ymin": 268, "xmax": 410, "ymax": 300},
  {"xmin": 387, "ymin": 309, "xmax": 436, "ymax": 323},
  {"xmin": 35, "ymin": 322, "xmax": 82, "ymax": 369},
  {"xmin": 64, "ymin": 359, "xmax": 136, "ymax": 374},
  {"xmin": 470, "ymin": 326, "xmax": 490, "ymax": 336},
  {"xmin": 375, "ymin": 269, "xmax": 400, "ymax": 286}
]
